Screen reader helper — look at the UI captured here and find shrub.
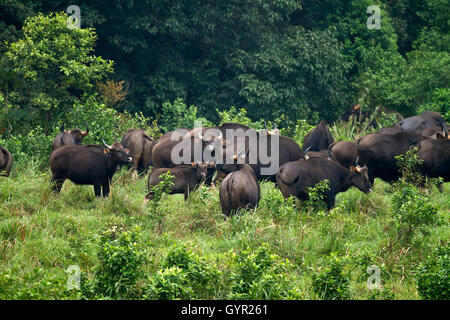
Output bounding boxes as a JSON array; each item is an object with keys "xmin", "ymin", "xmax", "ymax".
[
  {"xmin": 416, "ymin": 246, "xmax": 449, "ymax": 300},
  {"xmin": 228, "ymin": 243, "xmax": 300, "ymax": 299},
  {"xmin": 145, "ymin": 266, "xmax": 192, "ymax": 300},
  {"xmin": 158, "ymin": 98, "xmax": 212, "ymax": 132},
  {"xmin": 391, "ymin": 181, "xmax": 439, "ymax": 242},
  {"xmin": 93, "ymin": 226, "xmax": 146, "ymax": 298},
  {"xmin": 312, "ymin": 252, "xmax": 350, "ymax": 300},
  {"xmin": 305, "ymin": 179, "xmax": 330, "ymax": 213}
]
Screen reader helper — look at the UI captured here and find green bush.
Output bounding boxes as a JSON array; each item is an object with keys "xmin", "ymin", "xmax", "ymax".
[
  {"xmin": 158, "ymin": 98, "xmax": 212, "ymax": 132},
  {"xmin": 93, "ymin": 226, "xmax": 146, "ymax": 298},
  {"xmin": 312, "ymin": 252, "xmax": 350, "ymax": 300},
  {"xmin": 145, "ymin": 266, "xmax": 192, "ymax": 300},
  {"xmin": 391, "ymin": 181, "xmax": 439, "ymax": 242},
  {"xmin": 416, "ymin": 246, "xmax": 449, "ymax": 300},
  {"xmin": 228, "ymin": 243, "xmax": 300, "ymax": 299}
]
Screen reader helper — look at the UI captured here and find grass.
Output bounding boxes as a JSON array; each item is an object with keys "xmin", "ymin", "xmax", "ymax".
[{"xmin": 0, "ymin": 158, "xmax": 449, "ymax": 300}]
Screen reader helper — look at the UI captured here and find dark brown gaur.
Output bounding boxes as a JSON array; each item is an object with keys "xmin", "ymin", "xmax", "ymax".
[
  {"xmin": 0, "ymin": 146, "xmax": 13, "ymax": 177},
  {"xmin": 51, "ymin": 122, "xmax": 90, "ymax": 151},
  {"xmin": 302, "ymin": 120, "xmax": 334, "ymax": 152},
  {"xmin": 276, "ymin": 157, "xmax": 372, "ymax": 210},
  {"xmin": 121, "ymin": 129, "xmax": 155, "ymax": 177},
  {"xmin": 143, "ymin": 161, "xmax": 212, "ymax": 203},
  {"xmin": 218, "ymin": 148, "xmax": 260, "ymax": 217},
  {"xmin": 49, "ymin": 140, "xmax": 131, "ymax": 197}
]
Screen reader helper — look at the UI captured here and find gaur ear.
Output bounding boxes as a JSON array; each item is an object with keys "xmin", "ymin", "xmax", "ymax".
[
  {"xmin": 103, "ymin": 148, "xmax": 110, "ymax": 154},
  {"xmin": 350, "ymin": 165, "xmax": 356, "ymax": 174},
  {"xmin": 191, "ymin": 161, "xmax": 195, "ymax": 167},
  {"xmin": 355, "ymin": 166, "xmax": 361, "ymax": 173},
  {"xmin": 125, "ymin": 148, "xmax": 130, "ymax": 154}
]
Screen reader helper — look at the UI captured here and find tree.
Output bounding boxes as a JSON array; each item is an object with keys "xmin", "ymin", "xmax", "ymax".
[{"xmin": 2, "ymin": 12, "xmax": 113, "ymax": 132}]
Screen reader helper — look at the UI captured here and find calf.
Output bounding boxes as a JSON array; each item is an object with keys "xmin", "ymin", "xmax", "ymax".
[
  {"xmin": 49, "ymin": 140, "xmax": 131, "ymax": 197},
  {"xmin": 144, "ymin": 162, "xmax": 210, "ymax": 202},
  {"xmin": 276, "ymin": 157, "xmax": 371, "ymax": 210}
]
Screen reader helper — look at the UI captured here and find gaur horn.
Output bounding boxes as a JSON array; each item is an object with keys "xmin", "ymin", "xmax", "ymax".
[
  {"xmin": 355, "ymin": 156, "xmax": 360, "ymax": 167},
  {"xmin": 60, "ymin": 122, "xmax": 65, "ymax": 132},
  {"xmin": 264, "ymin": 120, "xmax": 268, "ymax": 131},
  {"xmin": 81, "ymin": 121, "xmax": 89, "ymax": 137},
  {"xmin": 441, "ymin": 122, "xmax": 448, "ymax": 138},
  {"xmin": 102, "ymin": 139, "xmax": 112, "ymax": 149}
]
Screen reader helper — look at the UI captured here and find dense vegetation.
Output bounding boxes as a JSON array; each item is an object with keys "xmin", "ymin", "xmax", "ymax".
[{"xmin": 0, "ymin": 1, "xmax": 448, "ymax": 300}]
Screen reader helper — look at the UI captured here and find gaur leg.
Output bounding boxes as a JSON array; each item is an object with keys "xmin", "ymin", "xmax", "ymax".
[
  {"xmin": 102, "ymin": 179, "xmax": 111, "ymax": 197},
  {"xmin": 93, "ymin": 183, "xmax": 102, "ymax": 197},
  {"xmin": 326, "ymin": 194, "xmax": 336, "ymax": 211},
  {"xmin": 50, "ymin": 175, "xmax": 65, "ymax": 193}
]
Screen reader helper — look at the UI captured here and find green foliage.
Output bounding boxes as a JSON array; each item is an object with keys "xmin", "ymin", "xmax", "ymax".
[
  {"xmin": 217, "ymin": 107, "xmax": 265, "ymax": 130},
  {"xmin": 145, "ymin": 266, "xmax": 192, "ymax": 300},
  {"xmin": 158, "ymin": 98, "xmax": 212, "ymax": 132},
  {"xmin": 312, "ymin": 252, "xmax": 350, "ymax": 300},
  {"xmin": 260, "ymin": 187, "xmax": 296, "ymax": 220},
  {"xmin": 305, "ymin": 179, "xmax": 330, "ymax": 213},
  {"xmin": 416, "ymin": 246, "xmax": 450, "ymax": 300},
  {"xmin": 146, "ymin": 244, "xmax": 219, "ymax": 299},
  {"xmin": 3, "ymin": 12, "xmax": 113, "ymax": 131},
  {"xmin": 419, "ymin": 88, "xmax": 450, "ymax": 122},
  {"xmin": 229, "ymin": 243, "xmax": 300, "ymax": 299},
  {"xmin": 391, "ymin": 181, "xmax": 439, "ymax": 243},
  {"xmin": 93, "ymin": 226, "xmax": 146, "ymax": 298},
  {"xmin": 0, "ymin": 267, "xmax": 81, "ymax": 300}
]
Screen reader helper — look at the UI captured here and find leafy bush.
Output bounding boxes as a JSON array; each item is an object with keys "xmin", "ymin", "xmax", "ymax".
[
  {"xmin": 146, "ymin": 244, "xmax": 219, "ymax": 299},
  {"xmin": 93, "ymin": 226, "xmax": 146, "ymax": 298},
  {"xmin": 312, "ymin": 252, "xmax": 350, "ymax": 300},
  {"xmin": 391, "ymin": 181, "xmax": 439, "ymax": 242},
  {"xmin": 228, "ymin": 243, "xmax": 300, "ymax": 299},
  {"xmin": 0, "ymin": 267, "xmax": 80, "ymax": 300},
  {"xmin": 158, "ymin": 98, "xmax": 212, "ymax": 132},
  {"xmin": 145, "ymin": 266, "xmax": 192, "ymax": 300},
  {"xmin": 416, "ymin": 246, "xmax": 449, "ymax": 300},
  {"xmin": 305, "ymin": 179, "xmax": 330, "ymax": 213},
  {"xmin": 260, "ymin": 187, "xmax": 296, "ymax": 220}
]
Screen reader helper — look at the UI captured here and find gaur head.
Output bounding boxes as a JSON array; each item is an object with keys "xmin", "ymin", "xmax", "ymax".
[
  {"xmin": 349, "ymin": 157, "xmax": 372, "ymax": 194},
  {"xmin": 102, "ymin": 140, "xmax": 132, "ymax": 164},
  {"xmin": 215, "ymin": 147, "xmax": 248, "ymax": 173},
  {"xmin": 191, "ymin": 161, "xmax": 213, "ymax": 180},
  {"xmin": 61, "ymin": 122, "xmax": 90, "ymax": 145}
]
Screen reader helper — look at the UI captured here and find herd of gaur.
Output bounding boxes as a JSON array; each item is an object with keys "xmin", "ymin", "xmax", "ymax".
[{"xmin": 0, "ymin": 110, "xmax": 448, "ymax": 216}]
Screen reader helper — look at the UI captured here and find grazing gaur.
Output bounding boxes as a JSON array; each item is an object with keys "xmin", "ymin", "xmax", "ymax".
[
  {"xmin": 49, "ymin": 140, "xmax": 132, "ymax": 197},
  {"xmin": 356, "ymin": 132, "xmax": 425, "ymax": 184},
  {"xmin": 276, "ymin": 157, "xmax": 372, "ymax": 210},
  {"xmin": 121, "ymin": 129, "xmax": 155, "ymax": 177},
  {"xmin": 0, "ymin": 146, "xmax": 13, "ymax": 177},
  {"xmin": 416, "ymin": 138, "xmax": 450, "ymax": 186},
  {"xmin": 217, "ymin": 149, "xmax": 260, "ymax": 217},
  {"xmin": 398, "ymin": 110, "xmax": 445, "ymax": 134},
  {"xmin": 302, "ymin": 120, "xmax": 334, "ymax": 151},
  {"xmin": 52, "ymin": 122, "xmax": 90, "ymax": 151},
  {"xmin": 328, "ymin": 140, "xmax": 358, "ymax": 168},
  {"xmin": 144, "ymin": 162, "xmax": 211, "ymax": 202}
]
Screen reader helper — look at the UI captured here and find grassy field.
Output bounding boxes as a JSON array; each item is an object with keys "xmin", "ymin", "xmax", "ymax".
[{"xmin": 0, "ymin": 158, "xmax": 448, "ymax": 300}]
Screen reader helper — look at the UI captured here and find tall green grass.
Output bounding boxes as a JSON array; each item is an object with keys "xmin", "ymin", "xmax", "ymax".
[{"xmin": 0, "ymin": 158, "xmax": 448, "ymax": 299}]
